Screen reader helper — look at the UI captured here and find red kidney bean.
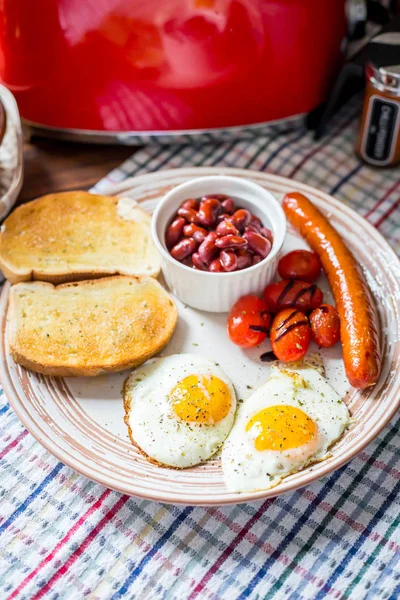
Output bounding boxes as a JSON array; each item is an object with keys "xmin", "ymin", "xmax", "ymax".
[
  {"xmin": 166, "ymin": 217, "xmax": 186, "ymax": 249},
  {"xmin": 243, "ymin": 231, "xmax": 272, "ymax": 258},
  {"xmin": 194, "ymin": 231, "xmax": 207, "ymax": 244},
  {"xmin": 220, "ymin": 250, "xmax": 238, "ymax": 272},
  {"xmin": 217, "ymin": 213, "xmax": 233, "ymax": 223},
  {"xmin": 170, "ymin": 238, "xmax": 198, "ymax": 261},
  {"xmin": 215, "ymin": 220, "xmax": 239, "ymax": 237},
  {"xmin": 202, "ymin": 193, "xmax": 228, "ymax": 201},
  {"xmin": 249, "ymin": 215, "xmax": 263, "ymax": 230},
  {"xmin": 215, "ymin": 235, "xmax": 247, "ymax": 250},
  {"xmin": 177, "ymin": 207, "xmax": 200, "ymax": 223},
  {"xmin": 197, "ymin": 199, "xmax": 221, "ymax": 227},
  {"xmin": 236, "ymin": 248, "xmax": 253, "ymax": 270},
  {"xmin": 260, "ymin": 227, "xmax": 273, "ymax": 243},
  {"xmin": 221, "ymin": 198, "xmax": 235, "ymax": 214},
  {"xmin": 244, "ymin": 225, "xmax": 260, "ymax": 234},
  {"xmin": 181, "ymin": 257, "xmax": 193, "ymax": 267},
  {"xmin": 252, "ymin": 254, "xmax": 262, "ymax": 265},
  {"xmin": 232, "ymin": 209, "xmax": 251, "ymax": 231},
  {"xmin": 198, "ymin": 232, "xmax": 219, "ymax": 264},
  {"xmin": 191, "ymin": 252, "xmax": 208, "ymax": 270},
  {"xmin": 183, "ymin": 223, "xmax": 207, "ymax": 243},
  {"xmin": 209, "ymin": 258, "xmax": 224, "ymax": 272},
  {"xmin": 181, "ymin": 198, "xmax": 199, "ymax": 210}
]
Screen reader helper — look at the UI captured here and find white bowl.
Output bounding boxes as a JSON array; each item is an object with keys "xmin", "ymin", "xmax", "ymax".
[{"xmin": 151, "ymin": 175, "xmax": 286, "ymax": 312}]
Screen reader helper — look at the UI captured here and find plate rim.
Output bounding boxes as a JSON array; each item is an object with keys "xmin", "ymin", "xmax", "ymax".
[
  {"xmin": 111, "ymin": 168, "xmax": 400, "ymax": 265},
  {"xmin": 1, "ymin": 166, "xmax": 399, "ymax": 506}
]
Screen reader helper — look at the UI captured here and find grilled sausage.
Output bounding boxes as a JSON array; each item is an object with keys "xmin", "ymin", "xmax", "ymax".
[{"xmin": 282, "ymin": 191, "xmax": 381, "ymax": 389}]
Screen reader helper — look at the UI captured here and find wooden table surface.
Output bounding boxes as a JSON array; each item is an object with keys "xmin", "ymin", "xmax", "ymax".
[{"xmin": 20, "ymin": 138, "xmax": 136, "ymax": 204}]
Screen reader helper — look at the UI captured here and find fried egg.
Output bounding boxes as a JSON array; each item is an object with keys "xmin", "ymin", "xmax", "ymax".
[
  {"xmin": 221, "ymin": 366, "xmax": 350, "ymax": 492},
  {"xmin": 124, "ymin": 354, "xmax": 236, "ymax": 468}
]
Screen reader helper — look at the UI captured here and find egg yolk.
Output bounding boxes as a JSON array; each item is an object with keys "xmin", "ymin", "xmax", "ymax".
[
  {"xmin": 170, "ymin": 375, "xmax": 231, "ymax": 425},
  {"xmin": 246, "ymin": 405, "xmax": 318, "ymax": 451}
]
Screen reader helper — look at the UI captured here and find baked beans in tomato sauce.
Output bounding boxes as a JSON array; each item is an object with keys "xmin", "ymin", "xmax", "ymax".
[{"xmin": 165, "ymin": 194, "xmax": 273, "ymax": 272}]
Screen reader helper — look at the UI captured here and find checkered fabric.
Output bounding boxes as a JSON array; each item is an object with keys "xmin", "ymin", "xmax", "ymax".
[{"xmin": 1, "ymin": 99, "xmax": 399, "ymax": 600}]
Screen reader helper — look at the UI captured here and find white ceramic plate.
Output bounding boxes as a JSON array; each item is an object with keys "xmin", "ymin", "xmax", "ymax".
[{"xmin": 1, "ymin": 168, "xmax": 399, "ymax": 506}]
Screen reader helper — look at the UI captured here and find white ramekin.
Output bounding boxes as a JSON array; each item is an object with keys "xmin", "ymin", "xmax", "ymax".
[{"xmin": 151, "ymin": 175, "xmax": 286, "ymax": 312}]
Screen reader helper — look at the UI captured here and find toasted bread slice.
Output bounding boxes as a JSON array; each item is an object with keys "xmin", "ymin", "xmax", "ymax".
[
  {"xmin": 8, "ymin": 276, "xmax": 177, "ymax": 377},
  {"xmin": 0, "ymin": 191, "xmax": 160, "ymax": 284}
]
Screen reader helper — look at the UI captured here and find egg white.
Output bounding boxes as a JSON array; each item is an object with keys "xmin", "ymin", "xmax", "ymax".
[
  {"xmin": 221, "ymin": 366, "xmax": 350, "ymax": 493},
  {"xmin": 124, "ymin": 354, "xmax": 236, "ymax": 468}
]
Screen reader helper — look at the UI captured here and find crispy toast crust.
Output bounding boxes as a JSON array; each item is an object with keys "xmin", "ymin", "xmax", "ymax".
[
  {"xmin": 9, "ymin": 276, "xmax": 177, "ymax": 377},
  {"xmin": 0, "ymin": 191, "xmax": 160, "ymax": 284}
]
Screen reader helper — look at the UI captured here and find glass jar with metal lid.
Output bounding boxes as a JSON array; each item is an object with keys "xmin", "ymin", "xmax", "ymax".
[{"xmin": 356, "ymin": 32, "xmax": 400, "ymax": 167}]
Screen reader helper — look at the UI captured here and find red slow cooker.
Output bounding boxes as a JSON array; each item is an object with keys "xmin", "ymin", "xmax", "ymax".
[{"xmin": 0, "ymin": 0, "xmax": 347, "ymax": 142}]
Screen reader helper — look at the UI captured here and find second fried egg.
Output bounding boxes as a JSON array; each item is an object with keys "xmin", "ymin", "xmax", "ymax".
[{"xmin": 221, "ymin": 366, "xmax": 350, "ymax": 492}]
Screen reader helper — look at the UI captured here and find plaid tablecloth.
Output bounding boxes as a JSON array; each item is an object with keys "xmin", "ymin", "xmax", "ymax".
[{"xmin": 1, "ymin": 100, "xmax": 399, "ymax": 600}]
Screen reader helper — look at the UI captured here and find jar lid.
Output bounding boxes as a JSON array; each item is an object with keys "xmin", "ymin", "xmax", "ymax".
[{"xmin": 367, "ymin": 32, "xmax": 400, "ymax": 94}]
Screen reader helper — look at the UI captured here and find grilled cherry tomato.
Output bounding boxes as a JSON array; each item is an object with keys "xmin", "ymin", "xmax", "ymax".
[
  {"xmin": 309, "ymin": 304, "xmax": 340, "ymax": 348},
  {"xmin": 227, "ymin": 295, "xmax": 271, "ymax": 348},
  {"xmin": 263, "ymin": 279, "xmax": 323, "ymax": 313},
  {"xmin": 270, "ymin": 308, "xmax": 311, "ymax": 362},
  {"xmin": 278, "ymin": 250, "xmax": 321, "ymax": 283}
]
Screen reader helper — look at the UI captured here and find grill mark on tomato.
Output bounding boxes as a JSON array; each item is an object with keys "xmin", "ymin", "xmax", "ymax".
[
  {"xmin": 275, "ymin": 310, "xmax": 299, "ymax": 332},
  {"xmin": 277, "ymin": 279, "xmax": 296, "ymax": 305},
  {"xmin": 274, "ymin": 320, "xmax": 309, "ymax": 343},
  {"xmin": 249, "ymin": 325, "xmax": 270, "ymax": 334},
  {"xmin": 292, "ymin": 284, "xmax": 317, "ymax": 305}
]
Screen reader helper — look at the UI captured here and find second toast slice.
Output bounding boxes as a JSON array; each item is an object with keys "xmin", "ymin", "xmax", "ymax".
[{"xmin": 9, "ymin": 276, "xmax": 177, "ymax": 376}]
